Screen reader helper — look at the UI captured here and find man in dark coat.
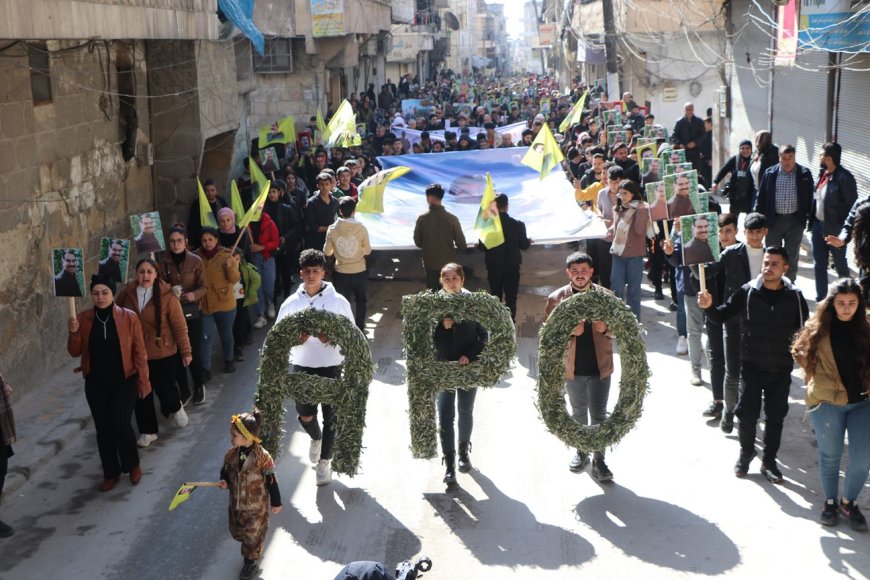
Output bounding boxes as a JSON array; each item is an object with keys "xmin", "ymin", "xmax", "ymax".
[
  {"xmin": 753, "ymin": 144, "xmax": 814, "ymax": 281},
  {"xmin": 478, "ymin": 193, "xmax": 531, "ymax": 321},
  {"xmin": 671, "ymin": 102, "xmax": 705, "ymax": 174}
]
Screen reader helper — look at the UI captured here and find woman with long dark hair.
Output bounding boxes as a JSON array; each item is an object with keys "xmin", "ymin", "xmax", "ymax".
[
  {"xmin": 160, "ymin": 226, "xmax": 208, "ymax": 405},
  {"xmin": 851, "ymin": 201, "xmax": 870, "ymax": 300},
  {"xmin": 608, "ymin": 179, "xmax": 650, "ymax": 319},
  {"xmin": 116, "ymin": 258, "xmax": 192, "ymax": 448},
  {"xmin": 68, "ymin": 275, "xmax": 150, "ymax": 491},
  {"xmin": 792, "ymin": 278, "xmax": 870, "ymax": 531},
  {"xmin": 197, "ymin": 227, "xmax": 241, "ymax": 375}
]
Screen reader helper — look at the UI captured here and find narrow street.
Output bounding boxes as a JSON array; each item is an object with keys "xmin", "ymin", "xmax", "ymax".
[{"xmin": 2, "ymin": 244, "xmax": 866, "ymax": 579}]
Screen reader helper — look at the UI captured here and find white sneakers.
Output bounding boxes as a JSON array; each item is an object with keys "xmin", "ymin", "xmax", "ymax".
[
  {"xmin": 675, "ymin": 336, "xmax": 688, "ymax": 355},
  {"xmin": 266, "ymin": 304, "xmax": 276, "ymax": 319},
  {"xmin": 253, "ymin": 316, "xmax": 268, "ymax": 329},
  {"xmin": 691, "ymin": 366, "xmax": 704, "ymax": 386},
  {"xmin": 137, "ymin": 433, "xmax": 158, "ymax": 448},
  {"xmin": 174, "ymin": 406, "xmax": 189, "ymax": 428},
  {"xmin": 315, "ymin": 459, "xmax": 332, "ymax": 486},
  {"xmin": 309, "ymin": 438, "xmax": 322, "ymax": 464}
]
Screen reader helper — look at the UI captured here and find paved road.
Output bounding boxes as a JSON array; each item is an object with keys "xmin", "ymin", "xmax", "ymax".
[{"xmin": 1, "ymin": 243, "xmax": 868, "ymax": 579}]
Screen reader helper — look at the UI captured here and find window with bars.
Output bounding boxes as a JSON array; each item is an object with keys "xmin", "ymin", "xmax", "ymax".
[{"xmin": 252, "ymin": 38, "xmax": 293, "ymax": 74}]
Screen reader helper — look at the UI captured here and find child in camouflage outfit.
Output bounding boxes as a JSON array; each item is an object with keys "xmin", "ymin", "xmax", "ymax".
[{"xmin": 219, "ymin": 409, "xmax": 281, "ymax": 580}]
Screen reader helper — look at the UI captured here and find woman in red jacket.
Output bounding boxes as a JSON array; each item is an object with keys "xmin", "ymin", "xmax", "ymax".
[
  {"xmin": 68, "ymin": 275, "xmax": 150, "ymax": 491},
  {"xmin": 250, "ymin": 212, "xmax": 280, "ymax": 329}
]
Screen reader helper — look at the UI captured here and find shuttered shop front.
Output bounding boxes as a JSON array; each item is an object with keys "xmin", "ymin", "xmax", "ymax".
[
  {"xmin": 836, "ymin": 54, "xmax": 870, "ymax": 197},
  {"xmin": 771, "ymin": 50, "xmax": 831, "ymax": 173}
]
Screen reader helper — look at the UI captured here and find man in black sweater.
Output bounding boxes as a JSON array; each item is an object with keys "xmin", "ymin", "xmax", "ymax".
[
  {"xmin": 699, "ymin": 246, "xmax": 808, "ymax": 484},
  {"xmin": 478, "ymin": 193, "xmax": 531, "ymax": 321}
]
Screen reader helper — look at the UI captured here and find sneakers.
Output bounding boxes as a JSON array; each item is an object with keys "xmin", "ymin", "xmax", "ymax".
[
  {"xmin": 690, "ymin": 366, "xmax": 703, "ymax": 386},
  {"xmin": 309, "ymin": 438, "xmax": 323, "ymax": 463},
  {"xmin": 592, "ymin": 457, "xmax": 613, "ymax": 482},
  {"xmin": 820, "ymin": 498, "xmax": 839, "ymax": 526},
  {"xmin": 702, "ymin": 401, "xmax": 723, "ymax": 417},
  {"xmin": 239, "ymin": 559, "xmax": 259, "ymax": 580},
  {"xmin": 654, "ymin": 288, "xmax": 665, "ymax": 300},
  {"xmin": 720, "ymin": 410, "xmax": 735, "ymax": 434},
  {"xmin": 734, "ymin": 449, "xmax": 756, "ymax": 477},
  {"xmin": 253, "ymin": 316, "xmax": 268, "ymax": 329},
  {"xmin": 192, "ymin": 385, "xmax": 206, "ymax": 406},
  {"xmin": 315, "ymin": 459, "xmax": 332, "ymax": 486},
  {"xmin": 137, "ymin": 433, "xmax": 158, "ymax": 448},
  {"xmin": 676, "ymin": 336, "xmax": 688, "ymax": 355},
  {"xmin": 173, "ymin": 406, "xmax": 189, "ymax": 428},
  {"xmin": 234, "ymin": 347, "xmax": 245, "ymax": 362},
  {"xmin": 569, "ymin": 450, "xmax": 590, "ymax": 473},
  {"xmin": 266, "ymin": 304, "xmax": 276, "ymax": 319},
  {"xmin": 224, "ymin": 360, "xmax": 236, "ymax": 374},
  {"xmin": 669, "ymin": 301, "xmax": 679, "ymax": 312},
  {"xmin": 0, "ymin": 519, "xmax": 13, "ymax": 538},
  {"xmin": 761, "ymin": 461, "xmax": 784, "ymax": 484},
  {"xmin": 839, "ymin": 500, "xmax": 868, "ymax": 531}
]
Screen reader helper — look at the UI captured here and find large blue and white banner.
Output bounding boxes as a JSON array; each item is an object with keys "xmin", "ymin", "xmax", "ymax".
[{"xmin": 357, "ymin": 147, "xmax": 606, "ymax": 249}]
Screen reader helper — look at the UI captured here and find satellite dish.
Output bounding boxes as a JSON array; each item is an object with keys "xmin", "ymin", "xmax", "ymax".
[{"xmin": 444, "ymin": 11, "xmax": 460, "ymax": 31}]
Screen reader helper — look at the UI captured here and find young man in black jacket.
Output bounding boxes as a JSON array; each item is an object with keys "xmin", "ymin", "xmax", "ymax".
[
  {"xmin": 699, "ymin": 247, "xmax": 808, "ymax": 484},
  {"xmin": 705, "ymin": 212, "xmax": 768, "ymax": 433}
]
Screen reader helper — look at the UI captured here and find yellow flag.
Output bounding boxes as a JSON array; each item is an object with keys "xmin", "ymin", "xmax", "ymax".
[
  {"xmin": 249, "ymin": 157, "xmax": 269, "ymax": 197},
  {"xmin": 168, "ymin": 484, "xmax": 197, "ymax": 511},
  {"xmin": 521, "ymin": 123, "xmax": 565, "ymax": 180},
  {"xmin": 474, "ymin": 173, "xmax": 504, "ymax": 249},
  {"xmin": 230, "ymin": 180, "xmax": 245, "ymax": 224},
  {"xmin": 316, "ymin": 107, "xmax": 329, "ymax": 143},
  {"xmin": 258, "ymin": 116, "xmax": 295, "ymax": 148},
  {"xmin": 239, "ymin": 180, "xmax": 271, "ymax": 227},
  {"xmin": 197, "ymin": 179, "xmax": 218, "ymax": 228},
  {"xmin": 326, "ymin": 100, "xmax": 358, "ymax": 147},
  {"xmin": 558, "ymin": 91, "xmax": 588, "ymax": 133},
  {"xmin": 356, "ymin": 166, "xmax": 411, "ymax": 214}
]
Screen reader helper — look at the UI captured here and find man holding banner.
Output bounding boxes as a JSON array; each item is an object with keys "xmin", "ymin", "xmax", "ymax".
[
  {"xmin": 479, "ymin": 193, "xmax": 531, "ymax": 322},
  {"xmin": 414, "ymin": 184, "xmax": 467, "ymax": 291}
]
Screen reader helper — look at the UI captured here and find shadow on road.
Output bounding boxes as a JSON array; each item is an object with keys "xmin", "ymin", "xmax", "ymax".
[
  {"xmin": 423, "ymin": 470, "xmax": 595, "ymax": 568},
  {"xmin": 279, "ymin": 480, "xmax": 422, "ymax": 571},
  {"xmin": 575, "ymin": 484, "xmax": 741, "ymax": 574}
]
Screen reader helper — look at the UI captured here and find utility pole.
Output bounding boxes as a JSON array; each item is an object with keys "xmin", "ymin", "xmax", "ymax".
[
  {"xmin": 532, "ymin": 0, "xmax": 547, "ymax": 75},
  {"xmin": 602, "ymin": 0, "xmax": 620, "ymax": 99}
]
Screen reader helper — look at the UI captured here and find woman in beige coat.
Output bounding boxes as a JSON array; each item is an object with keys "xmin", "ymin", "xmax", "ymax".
[{"xmin": 196, "ymin": 227, "xmax": 241, "ymax": 375}]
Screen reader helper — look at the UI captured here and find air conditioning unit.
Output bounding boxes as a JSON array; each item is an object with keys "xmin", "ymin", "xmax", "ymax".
[{"xmin": 136, "ymin": 142, "xmax": 154, "ymax": 167}]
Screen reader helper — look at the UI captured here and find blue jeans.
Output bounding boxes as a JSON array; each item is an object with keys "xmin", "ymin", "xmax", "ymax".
[
  {"xmin": 809, "ymin": 400, "xmax": 870, "ymax": 502},
  {"xmin": 610, "ymin": 255, "xmax": 644, "ymax": 319},
  {"xmin": 253, "ymin": 253, "xmax": 276, "ymax": 317},
  {"xmin": 811, "ymin": 220, "xmax": 849, "ymax": 301},
  {"xmin": 201, "ymin": 309, "xmax": 236, "ymax": 369},
  {"xmin": 437, "ymin": 387, "xmax": 477, "ymax": 455}
]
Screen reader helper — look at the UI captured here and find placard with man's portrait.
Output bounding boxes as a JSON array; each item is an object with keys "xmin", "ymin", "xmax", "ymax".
[
  {"xmin": 98, "ymin": 238, "xmax": 130, "ymax": 287},
  {"xmin": 646, "ymin": 181, "xmax": 670, "ymax": 221},
  {"xmin": 664, "ymin": 162, "xmax": 694, "ymax": 176},
  {"xmin": 52, "ymin": 247, "xmax": 84, "ymax": 297},
  {"xmin": 680, "ymin": 213, "xmax": 720, "ymax": 266},
  {"xmin": 664, "ymin": 170, "xmax": 700, "ymax": 219},
  {"xmin": 130, "ymin": 211, "xmax": 165, "ymax": 254}
]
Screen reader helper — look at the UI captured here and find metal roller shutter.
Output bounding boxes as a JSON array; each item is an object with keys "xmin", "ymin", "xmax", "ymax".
[
  {"xmin": 771, "ymin": 50, "xmax": 831, "ymax": 175},
  {"xmin": 836, "ymin": 54, "xmax": 870, "ymax": 197},
  {"xmin": 729, "ymin": 0, "xmax": 770, "ymax": 151}
]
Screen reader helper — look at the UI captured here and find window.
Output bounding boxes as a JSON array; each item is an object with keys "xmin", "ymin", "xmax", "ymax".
[
  {"xmin": 252, "ymin": 38, "xmax": 293, "ymax": 74},
  {"xmin": 27, "ymin": 42, "xmax": 52, "ymax": 104}
]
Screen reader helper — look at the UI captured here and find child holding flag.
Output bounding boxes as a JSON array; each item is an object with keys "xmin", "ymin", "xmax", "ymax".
[{"xmin": 218, "ymin": 409, "xmax": 281, "ymax": 580}]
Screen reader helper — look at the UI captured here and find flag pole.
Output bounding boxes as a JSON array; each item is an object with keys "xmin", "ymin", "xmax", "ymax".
[{"xmin": 183, "ymin": 481, "xmax": 222, "ymax": 487}]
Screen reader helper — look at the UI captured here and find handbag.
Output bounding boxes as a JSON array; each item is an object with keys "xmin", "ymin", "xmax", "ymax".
[{"xmin": 181, "ymin": 301, "xmax": 200, "ymax": 320}]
